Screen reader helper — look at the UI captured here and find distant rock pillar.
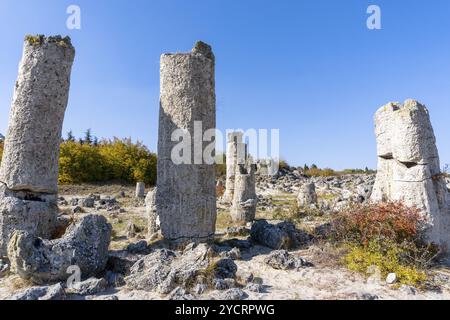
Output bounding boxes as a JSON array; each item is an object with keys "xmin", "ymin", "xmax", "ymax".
[
  {"xmin": 222, "ymin": 132, "xmax": 247, "ymax": 204},
  {"xmin": 371, "ymin": 100, "xmax": 450, "ymax": 249},
  {"xmin": 145, "ymin": 188, "xmax": 160, "ymax": 236},
  {"xmin": 156, "ymin": 41, "xmax": 217, "ymax": 242},
  {"xmin": 231, "ymin": 164, "xmax": 257, "ymax": 223},
  {"xmin": 135, "ymin": 182, "xmax": 145, "ymax": 198},
  {"xmin": 0, "ymin": 35, "xmax": 75, "ymax": 257},
  {"xmin": 297, "ymin": 183, "xmax": 318, "ymax": 207}
]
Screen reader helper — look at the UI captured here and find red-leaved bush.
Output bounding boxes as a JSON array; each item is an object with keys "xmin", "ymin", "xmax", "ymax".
[{"xmin": 333, "ymin": 201, "xmax": 426, "ymax": 246}]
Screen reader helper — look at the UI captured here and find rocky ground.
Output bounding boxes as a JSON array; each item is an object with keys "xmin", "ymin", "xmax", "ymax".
[{"xmin": 1, "ymin": 172, "xmax": 450, "ymax": 300}]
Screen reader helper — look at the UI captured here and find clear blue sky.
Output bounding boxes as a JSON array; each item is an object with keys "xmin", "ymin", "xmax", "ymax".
[{"xmin": 1, "ymin": 0, "xmax": 449, "ymax": 170}]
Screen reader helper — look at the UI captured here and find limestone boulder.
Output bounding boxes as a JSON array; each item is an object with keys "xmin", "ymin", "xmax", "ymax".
[
  {"xmin": 0, "ymin": 184, "xmax": 57, "ymax": 257},
  {"xmin": 126, "ymin": 243, "xmax": 238, "ymax": 294},
  {"xmin": 7, "ymin": 214, "xmax": 111, "ymax": 284},
  {"xmin": 250, "ymin": 220, "xmax": 312, "ymax": 250}
]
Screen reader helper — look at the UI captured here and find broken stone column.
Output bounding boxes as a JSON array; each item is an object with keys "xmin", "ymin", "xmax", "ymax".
[
  {"xmin": 135, "ymin": 182, "xmax": 145, "ymax": 198},
  {"xmin": 145, "ymin": 188, "xmax": 160, "ymax": 236},
  {"xmin": 222, "ymin": 132, "xmax": 247, "ymax": 204},
  {"xmin": 156, "ymin": 41, "xmax": 217, "ymax": 242},
  {"xmin": 0, "ymin": 35, "xmax": 75, "ymax": 257},
  {"xmin": 231, "ymin": 164, "xmax": 257, "ymax": 223},
  {"xmin": 8, "ymin": 214, "xmax": 111, "ymax": 284},
  {"xmin": 297, "ymin": 183, "xmax": 318, "ymax": 207},
  {"xmin": 371, "ymin": 100, "xmax": 450, "ymax": 249}
]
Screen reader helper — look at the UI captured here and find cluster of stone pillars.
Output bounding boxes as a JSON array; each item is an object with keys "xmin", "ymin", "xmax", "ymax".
[
  {"xmin": 1, "ymin": 36, "xmax": 449, "ymax": 257},
  {"xmin": 0, "ymin": 36, "xmax": 75, "ymax": 257},
  {"xmin": 371, "ymin": 100, "xmax": 450, "ymax": 249},
  {"xmin": 221, "ymin": 132, "xmax": 257, "ymax": 223}
]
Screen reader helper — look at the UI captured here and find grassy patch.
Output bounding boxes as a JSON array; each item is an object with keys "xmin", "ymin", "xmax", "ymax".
[
  {"xmin": 215, "ymin": 210, "xmax": 236, "ymax": 231},
  {"xmin": 343, "ymin": 241, "xmax": 427, "ymax": 287}
]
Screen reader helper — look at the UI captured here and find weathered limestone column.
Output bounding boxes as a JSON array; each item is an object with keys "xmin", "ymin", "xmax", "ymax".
[
  {"xmin": 145, "ymin": 188, "xmax": 160, "ymax": 236},
  {"xmin": 135, "ymin": 182, "xmax": 145, "ymax": 198},
  {"xmin": 297, "ymin": 182, "xmax": 318, "ymax": 207},
  {"xmin": 231, "ymin": 164, "xmax": 257, "ymax": 223},
  {"xmin": 156, "ymin": 41, "xmax": 217, "ymax": 242},
  {"xmin": 222, "ymin": 132, "xmax": 247, "ymax": 203},
  {"xmin": 371, "ymin": 100, "xmax": 450, "ymax": 249},
  {"xmin": 0, "ymin": 35, "xmax": 75, "ymax": 257}
]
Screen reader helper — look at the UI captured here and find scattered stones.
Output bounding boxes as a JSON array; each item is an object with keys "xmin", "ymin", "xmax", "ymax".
[
  {"xmin": 0, "ymin": 36, "xmax": 75, "ymax": 257},
  {"xmin": 167, "ymin": 287, "xmax": 195, "ymax": 300},
  {"xmin": 399, "ymin": 285, "xmax": 417, "ymax": 296},
  {"xmin": 126, "ymin": 243, "xmax": 238, "ymax": 295},
  {"xmin": 81, "ymin": 197, "xmax": 95, "ymax": 208},
  {"xmin": 8, "ymin": 214, "xmax": 111, "ymax": 284},
  {"xmin": 107, "ymin": 251, "xmax": 142, "ymax": 275},
  {"xmin": 156, "ymin": 41, "xmax": 217, "ymax": 242},
  {"xmin": 357, "ymin": 292, "xmax": 379, "ymax": 300},
  {"xmin": 264, "ymin": 250, "xmax": 313, "ymax": 270},
  {"xmin": 245, "ymin": 283, "xmax": 265, "ymax": 293},
  {"xmin": 126, "ymin": 240, "xmax": 149, "ymax": 254},
  {"xmin": 0, "ymin": 258, "xmax": 9, "ymax": 276},
  {"xmin": 67, "ymin": 277, "xmax": 108, "ymax": 296},
  {"xmin": 250, "ymin": 220, "xmax": 311, "ymax": 250},
  {"xmin": 225, "ymin": 226, "xmax": 250, "ymax": 238},
  {"xmin": 219, "ymin": 288, "xmax": 248, "ymax": 300},
  {"xmin": 386, "ymin": 273, "xmax": 397, "ymax": 284},
  {"xmin": 10, "ymin": 283, "xmax": 65, "ymax": 301},
  {"xmin": 72, "ymin": 205, "xmax": 83, "ymax": 214},
  {"xmin": 219, "ymin": 247, "xmax": 241, "ymax": 261},
  {"xmin": 370, "ymin": 100, "xmax": 450, "ymax": 248},
  {"xmin": 105, "ymin": 271, "xmax": 125, "ymax": 288},
  {"xmin": 126, "ymin": 222, "xmax": 143, "ymax": 238}
]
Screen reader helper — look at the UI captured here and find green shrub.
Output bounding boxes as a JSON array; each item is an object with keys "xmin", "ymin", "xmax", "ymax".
[
  {"xmin": 59, "ymin": 137, "xmax": 157, "ymax": 186},
  {"xmin": 278, "ymin": 159, "xmax": 290, "ymax": 171},
  {"xmin": 343, "ymin": 241, "xmax": 427, "ymax": 286},
  {"xmin": 304, "ymin": 167, "xmax": 336, "ymax": 177},
  {"xmin": 330, "ymin": 202, "xmax": 440, "ymax": 287}
]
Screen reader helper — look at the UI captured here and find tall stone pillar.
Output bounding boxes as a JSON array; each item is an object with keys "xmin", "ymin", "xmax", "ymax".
[
  {"xmin": 156, "ymin": 41, "xmax": 217, "ymax": 242},
  {"xmin": 231, "ymin": 164, "xmax": 257, "ymax": 223},
  {"xmin": 222, "ymin": 132, "xmax": 247, "ymax": 204},
  {"xmin": 0, "ymin": 35, "xmax": 75, "ymax": 257},
  {"xmin": 371, "ymin": 100, "xmax": 450, "ymax": 249}
]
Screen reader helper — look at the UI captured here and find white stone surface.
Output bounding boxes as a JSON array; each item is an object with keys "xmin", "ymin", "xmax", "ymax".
[
  {"xmin": 156, "ymin": 41, "xmax": 216, "ymax": 242},
  {"xmin": 371, "ymin": 100, "xmax": 450, "ymax": 249}
]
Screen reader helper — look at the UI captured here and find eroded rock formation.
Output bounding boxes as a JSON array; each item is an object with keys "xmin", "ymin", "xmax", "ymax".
[
  {"xmin": 7, "ymin": 214, "xmax": 111, "ymax": 284},
  {"xmin": 145, "ymin": 188, "xmax": 160, "ymax": 236},
  {"xmin": 371, "ymin": 100, "xmax": 450, "ymax": 248},
  {"xmin": 0, "ymin": 35, "xmax": 75, "ymax": 257},
  {"xmin": 223, "ymin": 132, "xmax": 247, "ymax": 203},
  {"xmin": 297, "ymin": 182, "xmax": 318, "ymax": 207},
  {"xmin": 231, "ymin": 164, "xmax": 257, "ymax": 223},
  {"xmin": 156, "ymin": 41, "xmax": 216, "ymax": 242}
]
